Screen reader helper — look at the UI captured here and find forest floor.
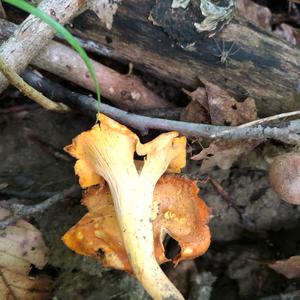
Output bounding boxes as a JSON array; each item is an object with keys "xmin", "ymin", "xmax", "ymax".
[
  {"xmin": 1, "ymin": 0, "xmax": 300, "ymax": 299},
  {"xmin": 0, "ymin": 91, "xmax": 299, "ymax": 300}
]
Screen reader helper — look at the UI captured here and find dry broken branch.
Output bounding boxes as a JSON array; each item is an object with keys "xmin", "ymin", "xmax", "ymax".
[
  {"xmin": 23, "ymin": 69, "xmax": 300, "ymax": 143},
  {"xmin": 0, "ymin": 185, "xmax": 80, "ymax": 229}
]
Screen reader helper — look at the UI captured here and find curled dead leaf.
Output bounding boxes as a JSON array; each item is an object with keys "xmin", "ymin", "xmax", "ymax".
[
  {"xmin": 181, "ymin": 87, "xmax": 210, "ymax": 124},
  {"xmin": 62, "ymin": 174, "xmax": 211, "ymax": 272},
  {"xmin": 194, "ymin": 0, "xmax": 235, "ymax": 35},
  {"xmin": 268, "ymin": 256, "xmax": 300, "ymax": 279},
  {"xmin": 0, "ymin": 209, "xmax": 52, "ymax": 299},
  {"xmin": 188, "ymin": 81, "xmax": 261, "ymax": 171},
  {"xmin": 192, "ymin": 139, "xmax": 262, "ymax": 171},
  {"xmin": 182, "ymin": 82, "xmax": 257, "ymax": 127},
  {"xmin": 204, "ymin": 82, "xmax": 257, "ymax": 126}
]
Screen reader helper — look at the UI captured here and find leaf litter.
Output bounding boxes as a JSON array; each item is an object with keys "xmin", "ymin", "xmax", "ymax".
[{"xmin": 0, "ymin": 208, "xmax": 52, "ymax": 300}]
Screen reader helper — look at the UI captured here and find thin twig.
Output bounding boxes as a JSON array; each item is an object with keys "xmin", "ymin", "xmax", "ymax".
[
  {"xmin": 27, "ymin": 132, "xmax": 72, "ymax": 162},
  {"xmin": 239, "ymin": 111, "xmax": 300, "ymax": 127},
  {"xmin": 0, "ymin": 56, "xmax": 70, "ymax": 112},
  {"xmin": 0, "ymin": 185, "xmax": 80, "ymax": 229},
  {"xmin": 213, "ymin": 110, "xmax": 300, "ymax": 138},
  {"xmin": 209, "ymin": 176, "xmax": 256, "ymax": 231},
  {"xmin": 22, "ymin": 69, "xmax": 300, "ymax": 143}
]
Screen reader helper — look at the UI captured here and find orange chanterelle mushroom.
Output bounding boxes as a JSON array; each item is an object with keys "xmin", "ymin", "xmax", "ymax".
[{"xmin": 63, "ymin": 114, "xmax": 211, "ymax": 300}]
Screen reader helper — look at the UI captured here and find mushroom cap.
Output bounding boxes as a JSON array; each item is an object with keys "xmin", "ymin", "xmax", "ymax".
[
  {"xmin": 63, "ymin": 114, "xmax": 190, "ymax": 300},
  {"xmin": 62, "ymin": 174, "xmax": 211, "ymax": 271},
  {"xmin": 62, "ymin": 185, "xmax": 131, "ymax": 271},
  {"xmin": 64, "ymin": 114, "xmax": 138, "ymax": 188},
  {"xmin": 269, "ymin": 153, "xmax": 300, "ymax": 205},
  {"xmin": 64, "ymin": 114, "xmax": 187, "ymax": 188},
  {"xmin": 152, "ymin": 175, "xmax": 211, "ymax": 265}
]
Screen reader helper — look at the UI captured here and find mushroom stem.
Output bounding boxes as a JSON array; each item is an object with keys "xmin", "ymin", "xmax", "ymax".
[
  {"xmin": 113, "ymin": 182, "xmax": 184, "ymax": 300},
  {"xmin": 63, "ymin": 114, "xmax": 187, "ymax": 299}
]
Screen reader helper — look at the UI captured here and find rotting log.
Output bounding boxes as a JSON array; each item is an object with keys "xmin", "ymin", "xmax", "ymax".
[{"xmin": 72, "ymin": 0, "xmax": 300, "ymax": 116}]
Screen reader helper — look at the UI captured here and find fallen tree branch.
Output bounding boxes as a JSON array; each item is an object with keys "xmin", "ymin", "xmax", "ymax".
[
  {"xmin": 0, "ymin": 0, "xmax": 86, "ymax": 94},
  {"xmin": 0, "ymin": 56, "xmax": 70, "ymax": 112},
  {"xmin": 0, "ymin": 185, "xmax": 80, "ymax": 229},
  {"xmin": 0, "ymin": 18, "xmax": 172, "ymax": 111},
  {"xmin": 23, "ymin": 69, "xmax": 300, "ymax": 143}
]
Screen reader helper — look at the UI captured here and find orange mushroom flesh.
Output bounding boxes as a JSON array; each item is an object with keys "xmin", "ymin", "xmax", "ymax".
[
  {"xmin": 64, "ymin": 114, "xmax": 187, "ymax": 300},
  {"xmin": 63, "ymin": 175, "xmax": 211, "ymax": 273},
  {"xmin": 152, "ymin": 175, "xmax": 210, "ymax": 266}
]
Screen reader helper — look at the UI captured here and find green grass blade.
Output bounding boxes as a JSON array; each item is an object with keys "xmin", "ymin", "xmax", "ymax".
[{"xmin": 3, "ymin": 0, "xmax": 101, "ymax": 113}]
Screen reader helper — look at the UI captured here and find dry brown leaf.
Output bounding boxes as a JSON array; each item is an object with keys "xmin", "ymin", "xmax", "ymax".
[
  {"xmin": 183, "ymin": 87, "xmax": 209, "ymax": 111},
  {"xmin": 190, "ymin": 81, "xmax": 260, "ymax": 171},
  {"xmin": 62, "ymin": 175, "xmax": 211, "ymax": 272},
  {"xmin": 183, "ymin": 81, "xmax": 257, "ymax": 126},
  {"xmin": 181, "ymin": 87, "xmax": 210, "ymax": 124},
  {"xmin": 181, "ymin": 82, "xmax": 257, "ymax": 128},
  {"xmin": 180, "ymin": 100, "xmax": 208, "ymax": 123},
  {"xmin": 0, "ymin": 208, "xmax": 52, "ymax": 300},
  {"xmin": 268, "ymin": 256, "xmax": 300, "ymax": 279},
  {"xmin": 191, "ymin": 139, "xmax": 262, "ymax": 171},
  {"xmin": 236, "ymin": 0, "xmax": 272, "ymax": 30},
  {"xmin": 205, "ymin": 82, "xmax": 257, "ymax": 126}
]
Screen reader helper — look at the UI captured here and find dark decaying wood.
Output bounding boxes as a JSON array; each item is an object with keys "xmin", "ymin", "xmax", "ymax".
[{"xmin": 72, "ymin": 0, "xmax": 300, "ymax": 116}]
